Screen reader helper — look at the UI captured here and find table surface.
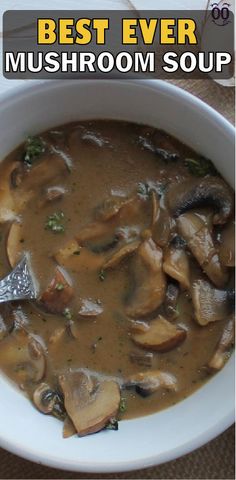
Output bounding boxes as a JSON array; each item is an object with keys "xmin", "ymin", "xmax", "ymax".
[{"xmin": 0, "ymin": 78, "xmax": 235, "ymax": 479}]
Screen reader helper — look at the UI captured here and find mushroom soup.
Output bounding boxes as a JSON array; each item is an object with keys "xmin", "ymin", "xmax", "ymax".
[{"xmin": 0, "ymin": 121, "xmax": 234, "ymax": 437}]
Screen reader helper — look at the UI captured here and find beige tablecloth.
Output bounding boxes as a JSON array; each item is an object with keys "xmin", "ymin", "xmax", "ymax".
[{"xmin": 0, "ymin": 79, "xmax": 234, "ymax": 479}]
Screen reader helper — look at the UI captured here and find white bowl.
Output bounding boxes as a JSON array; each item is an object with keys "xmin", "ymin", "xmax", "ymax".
[{"xmin": 0, "ymin": 80, "xmax": 234, "ymax": 473}]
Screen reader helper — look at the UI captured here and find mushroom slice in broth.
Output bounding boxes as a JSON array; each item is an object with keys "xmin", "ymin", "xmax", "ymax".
[
  {"xmin": 40, "ymin": 267, "xmax": 74, "ymax": 314},
  {"xmin": 0, "ymin": 120, "xmax": 234, "ymax": 435},
  {"xmin": 54, "ymin": 241, "xmax": 105, "ymax": 273},
  {"xmin": 218, "ymin": 220, "xmax": 235, "ymax": 268},
  {"xmin": 0, "ymin": 327, "xmax": 46, "ymax": 386},
  {"xmin": 0, "ymin": 162, "xmax": 22, "ymax": 223},
  {"xmin": 95, "ymin": 196, "xmax": 134, "ymax": 222},
  {"xmin": 208, "ymin": 316, "xmax": 235, "ymax": 371},
  {"xmin": 103, "ymin": 240, "xmax": 140, "ymax": 270},
  {"xmin": 167, "ymin": 176, "xmax": 234, "ymax": 225},
  {"xmin": 63, "ymin": 415, "xmax": 77, "ymax": 438},
  {"xmin": 7, "ymin": 221, "xmax": 24, "ymax": 268},
  {"xmin": 191, "ymin": 279, "xmax": 234, "ymax": 326},
  {"xmin": 163, "ymin": 241, "xmax": 190, "ymax": 290},
  {"xmin": 177, "ymin": 211, "xmax": 229, "ymax": 288},
  {"xmin": 129, "ymin": 351, "xmax": 154, "ymax": 367},
  {"xmin": 59, "ymin": 370, "xmax": 121, "ymax": 437},
  {"xmin": 33, "ymin": 382, "xmax": 65, "ymax": 418},
  {"xmin": 125, "ymin": 370, "xmax": 177, "ymax": 397},
  {"xmin": 78, "ymin": 299, "xmax": 103, "ymax": 318},
  {"xmin": 131, "ymin": 315, "xmax": 186, "ymax": 352},
  {"xmin": 126, "ymin": 238, "xmax": 167, "ymax": 318}
]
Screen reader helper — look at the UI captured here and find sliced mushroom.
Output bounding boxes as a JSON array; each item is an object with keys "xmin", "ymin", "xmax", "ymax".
[
  {"xmin": 59, "ymin": 370, "xmax": 120, "ymax": 437},
  {"xmin": 129, "ymin": 351, "xmax": 153, "ymax": 367},
  {"xmin": 129, "ymin": 320, "xmax": 150, "ymax": 333},
  {"xmin": 18, "ymin": 153, "xmax": 68, "ymax": 193},
  {"xmin": 117, "ymin": 195, "xmax": 148, "ymax": 224},
  {"xmin": 78, "ymin": 299, "xmax": 103, "ymax": 318},
  {"xmin": 164, "ymin": 283, "xmax": 180, "ymax": 320},
  {"xmin": 49, "ymin": 327, "xmax": 66, "ymax": 345},
  {"xmin": 76, "ymin": 221, "xmax": 115, "ymax": 246},
  {"xmin": 12, "ymin": 306, "xmax": 29, "ymax": 328},
  {"xmin": 167, "ymin": 176, "xmax": 234, "ymax": 225},
  {"xmin": 95, "ymin": 196, "xmax": 134, "ymax": 222},
  {"xmin": 138, "ymin": 132, "xmax": 179, "ymax": 161},
  {"xmin": 67, "ymin": 320, "xmax": 80, "ymax": 340},
  {"xmin": 1, "ymin": 151, "xmax": 69, "ymax": 223},
  {"xmin": 0, "ymin": 161, "xmax": 21, "ymax": 223},
  {"xmin": 88, "ymin": 235, "xmax": 120, "ymax": 254},
  {"xmin": 177, "ymin": 211, "xmax": 229, "ymax": 288},
  {"xmin": 125, "ymin": 370, "xmax": 177, "ymax": 396},
  {"xmin": 28, "ymin": 336, "xmax": 47, "ymax": 382},
  {"xmin": 49, "ymin": 145, "xmax": 73, "ymax": 172},
  {"xmin": 208, "ymin": 316, "xmax": 235, "ymax": 371},
  {"xmin": 191, "ymin": 279, "xmax": 235, "ymax": 326},
  {"xmin": 218, "ymin": 220, "xmax": 235, "ymax": 267},
  {"xmin": 9, "ymin": 154, "xmax": 68, "ymax": 219},
  {"xmin": 126, "ymin": 238, "xmax": 167, "ymax": 318},
  {"xmin": 132, "ymin": 315, "xmax": 186, "ymax": 352},
  {"xmin": 152, "ymin": 195, "xmax": 175, "ymax": 248},
  {"xmin": 54, "ymin": 240, "xmax": 104, "ymax": 273},
  {"xmin": 81, "ymin": 131, "xmax": 109, "ymax": 148},
  {"xmin": 163, "ymin": 243, "xmax": 190, "ymax": 290},
  {"xmin": 7, "ymin": 221, "xmax": 24, "ymax": 267},
  {"xmin": 0, "ymin": 327, "xmax": 46, "ymax": 384},
  {"xmin": 40, "ymin": 267, "xmax": 74, "ymax": 314},
  {"xmin": 151, "ymin": 191, "xmax": 160, "ymax": 227},
  {"xmin": 39, "ymin": 186, "xmax": 66, "ymax": 207},
  {"xmin": 33, "ymin": 382, "xmax": 65, "ymax": 418},
  {"xmin": 63, "ymin": 415, "xmax": 77, "ymax": 438},
  {"xmin": 11, "ymin": 164, "xmax": 24, "ymax": 188},
  {"xmin": 103, "ymin": 240, "xmax": 140, "ymax": 270}
]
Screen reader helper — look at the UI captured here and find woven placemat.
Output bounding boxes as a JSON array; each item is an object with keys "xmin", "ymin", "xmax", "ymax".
[{"xmin": 0, "ymin": 79, "xmax": 234, "ymax": 479}]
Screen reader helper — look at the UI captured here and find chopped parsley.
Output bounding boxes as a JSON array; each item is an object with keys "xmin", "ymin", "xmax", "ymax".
[
  {"xmin": 55, "ymin": 283, "xmax": 64, "ymax": 291},
  {"xmin": 105, "ymin": 418, "xmax": 119, "ymax": 431},
  {"xmin": 175, "ymin": 303, "xmax": 180, "ymax": 316},
  {"xmin": 119, "ymin": 397, "xmax": 127, "ymax": 414},
  {"xmin": 184, "ymin": 157, "xmax": 217, "ymax": 177},
  {"xmin": 23, "ymin": 136, "xmax": 45, "ymax": 167},
  {"xmin": 45, "ymin": 212, "xmax": 65, "ymax": 233},
  {"xmin": 99, "ymin": 269, "xmax": 106, "ymax": 281},
  {"xmin": 63, "ymin": 308, "xmax": 73, "ymax": 321}
]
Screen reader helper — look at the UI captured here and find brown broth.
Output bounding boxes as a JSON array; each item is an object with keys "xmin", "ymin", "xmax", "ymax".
[{"xmin": 0, "ymin": 120, "xmax": 234, "ymax": 425}]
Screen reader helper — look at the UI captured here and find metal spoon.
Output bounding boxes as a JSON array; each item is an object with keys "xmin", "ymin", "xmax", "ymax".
[{"xmin": 0, "ymin": 255, "xmax": 38, "ymax": 304}]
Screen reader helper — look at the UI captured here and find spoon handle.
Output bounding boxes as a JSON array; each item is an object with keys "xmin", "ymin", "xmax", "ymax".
[{"xmin": 0, "ymin": 255, "xmax": 38, "ymax": 304}]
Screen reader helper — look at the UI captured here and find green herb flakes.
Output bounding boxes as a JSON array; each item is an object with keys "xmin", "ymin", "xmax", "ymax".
[
  {"xmin": 184, "ymin": 157, "xmax": 217, "ymax": 177},
  {"xmin": 63, "ymin": 308, "xmax": 73, "ymax": 321},
  {"xmin": 105, "ymin": 418, "xmax": 119, "ymax": 431},
  {"xmin": 45, "ymin": 212, "xmax": 65, "ymax": 233},
  {"xmin": 55, "ymin": 283, "xmax": 64, "ymax": 291},
  {"xmin": 23, "ymin": 136, "xmax": 45, "ymax": 167},
  {"xmin": 119, "ymin": 397, "xmax": 127, "ymax": 414}
]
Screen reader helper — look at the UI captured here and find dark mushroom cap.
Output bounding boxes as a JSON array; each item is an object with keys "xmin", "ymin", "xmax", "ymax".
[{"xmin": 167, "ymin": 177, "xmax": 234, "ymax": 225}]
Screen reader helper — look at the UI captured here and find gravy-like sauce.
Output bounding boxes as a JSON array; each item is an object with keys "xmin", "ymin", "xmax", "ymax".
[{"xmin": 0, "ymin": 121, "xmax": 234, "ymax": 435}]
